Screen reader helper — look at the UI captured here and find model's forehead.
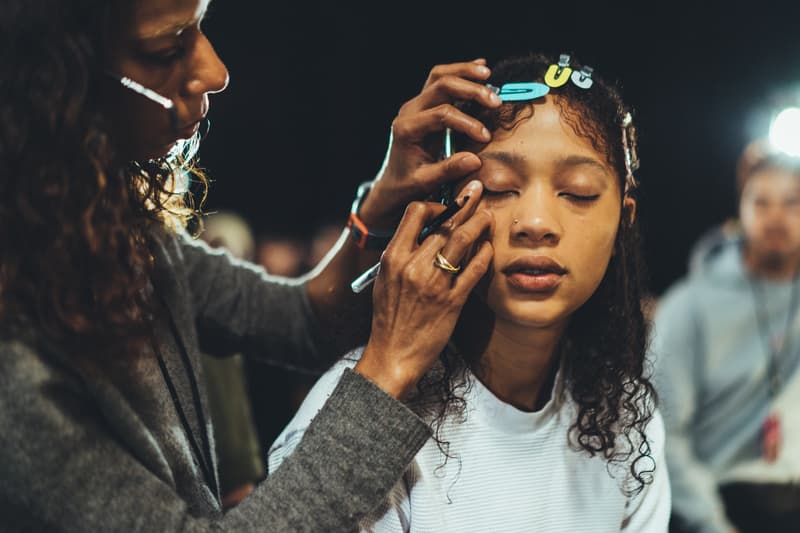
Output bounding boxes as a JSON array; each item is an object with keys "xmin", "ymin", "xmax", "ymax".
[{"xmin": 483, "ymin": 98, "xmax": 609, "ymax": 167}]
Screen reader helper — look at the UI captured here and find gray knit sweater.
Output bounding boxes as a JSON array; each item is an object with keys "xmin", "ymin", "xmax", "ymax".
[{"xmin": 0, "ymin": 229, "xmax": 430, "ymax": 532}]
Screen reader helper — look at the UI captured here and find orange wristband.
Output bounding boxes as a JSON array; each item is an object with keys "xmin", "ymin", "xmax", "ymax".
[{"xmin": 347, "ymin": 181, "xmax": 395, "ymax": 250}]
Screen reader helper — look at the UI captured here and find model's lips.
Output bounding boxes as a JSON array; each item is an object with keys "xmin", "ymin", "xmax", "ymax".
[{"xmin": 502, "ymin": 256, "xmax": 567, "ymax": 293}]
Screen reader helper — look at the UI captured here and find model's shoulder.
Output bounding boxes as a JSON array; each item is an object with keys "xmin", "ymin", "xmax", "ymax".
[{"xmin": 647, "ymin": 407, "xmax": 667, "ymax": 449}]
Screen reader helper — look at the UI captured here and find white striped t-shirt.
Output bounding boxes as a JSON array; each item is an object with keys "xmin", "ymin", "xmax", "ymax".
[{"xmin": 268, "ymin": 356, "xmax": 670, "ymax": 532}]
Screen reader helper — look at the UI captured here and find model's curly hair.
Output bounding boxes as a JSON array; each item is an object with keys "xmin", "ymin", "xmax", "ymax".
[
  {"xmin": 0, "ymin": 0, "xmax": 207, "ymax": 356},
  {"xmin": 412, "ymin": 53, "xmax": 656, "ymax": 496}
]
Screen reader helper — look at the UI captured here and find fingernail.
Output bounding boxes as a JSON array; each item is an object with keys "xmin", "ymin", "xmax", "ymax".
[
  {"xmin": 477, "ymin": 65, "xmax": 490, "ymax": 76},
  {"xmin": 481, "ymin": 127, "xmax": 491, "ymax": 140},
  {"xmin": 457, "ymin": 154, "xmax": 476, "ymax": 170},
  {"xmin": 456, "ymin": 181, "xmax": 481, "ymax": 203},
  {"xmin": 488, "ymin": 91, "xmax": 501, "ymax": 105}
]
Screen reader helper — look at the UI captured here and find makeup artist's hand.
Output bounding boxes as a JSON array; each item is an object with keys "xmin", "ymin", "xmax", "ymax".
[
  {"xmin": 354, "ymin": 181, "xmax": 494, "ymax": 399},
  {"xmin": 356, "ymin": 59, "xmax": 501, "ymax": 229}
]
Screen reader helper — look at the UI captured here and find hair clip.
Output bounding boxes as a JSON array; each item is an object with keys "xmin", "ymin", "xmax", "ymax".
[
  {"xmin": 490, "ymin": 82, "xmax": 550, "ymax": 102},
  {"xmin": 570, "ymin": 66, "xmax": 594, "ymax": 89},
  {"xmin": 621, "ymin": 112, "xmax": 639, "ymax": 190},
  {"xmin": 544, "ymin": 54, "xmax": 572, "ymax": 88}
]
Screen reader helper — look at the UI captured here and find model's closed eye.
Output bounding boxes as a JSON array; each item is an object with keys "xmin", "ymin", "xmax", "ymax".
[
  {"xmin": 559, "ymin": 192, "xmax": 601, "ymax": 204},
  {"xmin": 483, "ymin": 188, "xmax": 517, "ymax": 200}
]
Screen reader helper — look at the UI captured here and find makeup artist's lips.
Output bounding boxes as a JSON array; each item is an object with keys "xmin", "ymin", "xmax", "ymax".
[
  {"xmin": 502, "ymin": 256, "xmax": 567, "ymax": 293},
  {"xmin": 177, "ymin": 119, "xmax": 202, "ymax": 139}
]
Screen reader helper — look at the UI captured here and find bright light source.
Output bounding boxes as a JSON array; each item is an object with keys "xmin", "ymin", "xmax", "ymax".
[{"xmin": 769, "ymin": 107, "xmax": 800, "ymax": 156}]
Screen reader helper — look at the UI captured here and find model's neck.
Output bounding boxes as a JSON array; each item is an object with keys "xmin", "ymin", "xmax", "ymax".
[
  {"xmin": 743, "ymin": 245, "xmax": 800, "ymax": 281},
  {"xmin": 455, "ymin": 300, "xmax": 566, "ymax": 412}
]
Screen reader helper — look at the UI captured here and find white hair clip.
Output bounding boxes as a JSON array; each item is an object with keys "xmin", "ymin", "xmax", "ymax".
[
  {"xmin": 621, "ymin": 112, "xmax": 639, "ymax": 191},
  {"xmin": 571, "ymin": 66, "xmax": 594, "ymax": 89}
]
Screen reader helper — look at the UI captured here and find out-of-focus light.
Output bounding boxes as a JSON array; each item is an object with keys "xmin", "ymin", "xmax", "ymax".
[{"xmin": 769, "ymin": 107, "xmax": 800, "ymax": 156}]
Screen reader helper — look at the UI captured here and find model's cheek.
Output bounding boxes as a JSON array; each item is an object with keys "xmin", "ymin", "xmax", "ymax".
[{"xmin": 569, "ymin": 227, "xmax": 618, "ymax": 300}]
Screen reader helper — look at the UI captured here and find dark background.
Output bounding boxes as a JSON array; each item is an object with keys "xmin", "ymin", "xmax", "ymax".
[{"xmin": 198, "ymin": 0, "xmax": 800, "ymax": 296}]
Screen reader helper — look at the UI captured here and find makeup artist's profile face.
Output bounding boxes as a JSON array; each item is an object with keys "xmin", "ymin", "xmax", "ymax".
[
  {"xmin": 107, "ymin": 0, "xmax": 229, "ymax": 160},
  {"xmin": 469, "ymin": 97, "xmax": 628, "ymax": 330}
]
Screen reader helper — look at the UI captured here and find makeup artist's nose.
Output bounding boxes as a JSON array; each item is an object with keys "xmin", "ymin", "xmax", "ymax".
[
  {"xmin": 512, "ymin": 188, "xmax": 562, "ymax": 245},
  {"xmin": 184, "ymin": 33, "xmax": 229, "ymax": 96}
]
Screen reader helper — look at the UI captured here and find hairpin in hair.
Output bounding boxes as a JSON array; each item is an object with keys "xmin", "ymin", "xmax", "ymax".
[
  {"xmin": 488, "ymin": 82, "xmax": 550, "ymax": 102},
  {"xmin": 570, "ymin": 66, "xmax": 594, "ymax": 89},
  {"xmin": 544, "ymin": 54, "xmax": 573, "ymax": 88},
  {"xmin": 621, "ymin": 112, "xmax": 640, "ymax": 191}
]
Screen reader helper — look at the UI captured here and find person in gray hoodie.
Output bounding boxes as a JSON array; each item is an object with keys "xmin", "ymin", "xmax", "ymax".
[
  {"xmin": 651, "ymin": 140, "xmax": 800, "ymax": 533},
  {"xmin": 0, "ymin": 0, "xmax": 502, "ymax": 530}
]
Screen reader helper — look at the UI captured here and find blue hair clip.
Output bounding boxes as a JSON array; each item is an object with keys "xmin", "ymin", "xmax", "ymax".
[
  {"xmin": 443, "ymin": 82, "xmax": 550, "ymax": 158},
  {"xmin": 490, "ymin": 82, "xmax": 550, "ymax": 102}
]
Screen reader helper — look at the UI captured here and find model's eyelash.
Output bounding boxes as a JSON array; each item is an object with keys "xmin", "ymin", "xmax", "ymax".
[
  {"xmin": 483, "ymin": 188, "xmax": 515, "ymax": 197},
  {"xmin": 561, "ymin": 193, "xmax": 600, "ymax": 203}
]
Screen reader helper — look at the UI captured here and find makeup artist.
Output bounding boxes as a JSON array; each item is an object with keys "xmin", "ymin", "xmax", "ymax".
[{"xmin": 0, "ymin": 0, "xmax": 499, "ymax": 531}]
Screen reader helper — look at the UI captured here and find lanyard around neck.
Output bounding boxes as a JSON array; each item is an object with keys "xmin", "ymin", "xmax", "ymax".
[{"xmin": 749, "ymin": 274, "xmax": 800, "ymax": 397}]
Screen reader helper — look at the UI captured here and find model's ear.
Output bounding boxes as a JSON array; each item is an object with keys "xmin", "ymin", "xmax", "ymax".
[{"xmin": 623, "ymin": 195, "xmax": 637, "ymax": 225}]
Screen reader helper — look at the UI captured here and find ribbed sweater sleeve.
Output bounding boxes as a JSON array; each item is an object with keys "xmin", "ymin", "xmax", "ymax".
[{"xmin": 0, "ymin": 340, "xmax": 430, "ymax": 532}]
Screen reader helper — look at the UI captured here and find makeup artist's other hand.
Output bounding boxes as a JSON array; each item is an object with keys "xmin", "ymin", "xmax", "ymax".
[
  {"xmin": 354, "ymin": 181, "xmax": 494, "ymax": 399},
  {"xmin": 357, "ymin": 59, "xmax": 501, "ymax": 229}
]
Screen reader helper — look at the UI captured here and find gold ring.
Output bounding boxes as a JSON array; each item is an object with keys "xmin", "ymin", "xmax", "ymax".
[{"xmin": 433, "ymin": 251, "xmax": 461, "ymax": 274}]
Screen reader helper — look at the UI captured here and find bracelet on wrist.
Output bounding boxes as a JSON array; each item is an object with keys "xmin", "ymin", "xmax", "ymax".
[{"xmin": 346, "ymin": 181, "xmax": 395, "ymax": 250}]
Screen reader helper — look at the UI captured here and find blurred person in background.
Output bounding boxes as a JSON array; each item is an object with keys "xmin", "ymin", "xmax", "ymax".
[
  {"xmin": 278, "ymin": 222, "xmax": 351, "ymax": 415},
  {"xmin": 308, "ymin": 222, "xmax": 347, "ymax": 270},
  {"xmin": 256, "ymin": 234, "xmax": 309, "ymax": 278},
  {"xmin": 198, "ymin": 211, "xmax": 265, "ymax": 509},
  {"xmin": 250, "ymin": 231, "xmax": 315, "ymax": 453},
  {"xmin": 202, "ymin": 211, "xmax": 257, "ymax": 261},
  {"xmin": 651, "ymin": 140, "xmax": 800, "ymax": 533}
]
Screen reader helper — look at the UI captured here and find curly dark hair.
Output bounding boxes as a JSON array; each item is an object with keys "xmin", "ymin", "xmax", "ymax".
[
  {"xmin": 411, "ymin": 52, "xmax": 656, "ymax": 496},
  {"xmin": 0, "ymin": 0, "xmax": 207, "ymax": 356}
]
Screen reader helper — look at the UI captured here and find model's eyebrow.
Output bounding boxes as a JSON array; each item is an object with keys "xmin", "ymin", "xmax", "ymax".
[
  {"xmin": 479, "ymin": 151, "xmax": 611, "ymax": 177},
  {"xmin": 479, "ymin": 151, "xmax": 528, "ymax": 174},
  {"xmin": 555, "ymin": 155, "xmax": 611, "ymax": 176}
]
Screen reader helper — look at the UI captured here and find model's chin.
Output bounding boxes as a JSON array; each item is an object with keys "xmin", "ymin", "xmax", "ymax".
[{"xmin": 485, "ymin": 295, "xmax": 570, "ymax": 330}]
